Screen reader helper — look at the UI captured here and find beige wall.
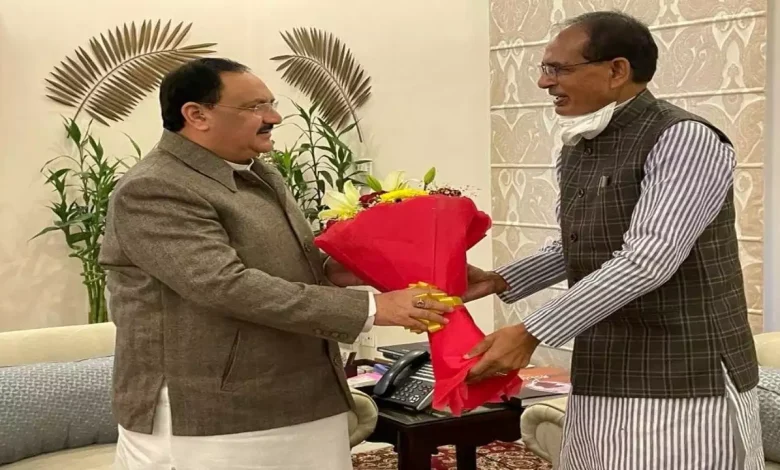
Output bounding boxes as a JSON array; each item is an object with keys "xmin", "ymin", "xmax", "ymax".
[
  {"xmin": 0, "ymin": 0, "xmax": 493, "ymax": 339},
  {"xmin": 489, "ymin": 2, "xmax": 768, "ymax": 368}
]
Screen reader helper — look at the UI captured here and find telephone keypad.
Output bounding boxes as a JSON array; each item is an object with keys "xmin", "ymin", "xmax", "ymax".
[{"xmin": 391, "ymin": 379, "xmax": 433, "ymax": 405}]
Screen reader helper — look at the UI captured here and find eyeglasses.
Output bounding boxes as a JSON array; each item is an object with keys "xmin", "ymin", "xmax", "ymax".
[
  {"xmin": 201, "ymin": 100, "xmax": 279, "ymax": 116},
  {"xmin": 539, "ymin": 60, "xmax": 607, "ymax": 78}
]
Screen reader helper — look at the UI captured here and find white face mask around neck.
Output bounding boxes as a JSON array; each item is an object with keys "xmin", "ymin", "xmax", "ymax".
[{"xmin": 557, "ymin": 101, "xmax": 618, "ymax": 146}]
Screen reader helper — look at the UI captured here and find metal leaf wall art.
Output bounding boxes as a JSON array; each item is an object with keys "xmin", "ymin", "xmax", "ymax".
[
  {"xmin": 45, "ymin": 20, "xmax": 217, "ymax": 126},
  {"xmin": 271, "ymin": 27, "xmax": 372, "ymax": 141}
]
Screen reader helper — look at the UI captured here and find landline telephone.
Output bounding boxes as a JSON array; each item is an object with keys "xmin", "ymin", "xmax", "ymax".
[{"xmin": 372, "ymin": 349, "xmax": 434, "ymax": 411}]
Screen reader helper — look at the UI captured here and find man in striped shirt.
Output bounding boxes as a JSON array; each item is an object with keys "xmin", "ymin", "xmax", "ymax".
[{"xmin": 464, "ymin": 11, "xmax": 764, "ymax": 470}]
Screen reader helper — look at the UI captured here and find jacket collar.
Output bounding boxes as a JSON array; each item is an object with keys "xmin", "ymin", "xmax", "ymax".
[
  {"xmin": 155, "ymin": 130, "xmax": 290, "ymax": 209},
  {"xmin": 603, "ymin": 88, "xmax": 656, "ymax": 134},
  {"xmin": 156, "ymin": 130, "xmax": 240, "ymax": 192}
]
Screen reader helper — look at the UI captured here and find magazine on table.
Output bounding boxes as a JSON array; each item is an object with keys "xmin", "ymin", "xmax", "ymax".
[{"xmin": 511, "ymin": 367, "xmax": 571, "ymax": 406}]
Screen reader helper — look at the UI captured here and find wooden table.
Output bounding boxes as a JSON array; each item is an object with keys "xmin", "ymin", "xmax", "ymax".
[{"xmin": 366, "ymin": 403, "xmax": 523, "ymax": 470}]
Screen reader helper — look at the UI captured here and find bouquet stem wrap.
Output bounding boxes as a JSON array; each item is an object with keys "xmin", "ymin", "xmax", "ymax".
[{"xmin": 315, "ymin": 194, "xmax": 522, "ymax": 415}]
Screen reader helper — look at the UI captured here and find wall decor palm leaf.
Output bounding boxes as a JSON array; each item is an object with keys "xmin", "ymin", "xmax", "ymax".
[
  {"xmin": 271, "ymin": 27, "xmax": 372, "ymax": 141},
  {"xmin": 45, "ymin": 19, "xmax": 217, "ymax": 126}
]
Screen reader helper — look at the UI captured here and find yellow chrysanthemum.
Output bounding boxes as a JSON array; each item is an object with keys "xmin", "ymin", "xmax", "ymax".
[{"xmin": 378, "ymin": 188, "xmax": 429, "ymax": 203}]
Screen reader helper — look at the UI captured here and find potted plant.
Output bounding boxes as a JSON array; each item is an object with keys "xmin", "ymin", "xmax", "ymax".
[{"xmin": 34, "ymin": 20, "xmax": 216, "ymax": 323}]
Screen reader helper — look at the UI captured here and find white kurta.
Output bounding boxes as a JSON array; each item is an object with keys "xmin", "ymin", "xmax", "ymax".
[
  {"xmin": 558, "ymin": 364, "xmax": 764, "ymax": 470},
  {"xmin": 113, "ymin": 384, "xmax": 352, "ymax": 470},
  {"xmin": 495, "ymin": 115, "xmax": 765, "ymax": 469}
]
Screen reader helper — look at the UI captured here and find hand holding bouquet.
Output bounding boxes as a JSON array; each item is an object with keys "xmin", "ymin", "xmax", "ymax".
[{"xmin": 315, "ymin": 169, "xmax": 522, "ymax": 415}]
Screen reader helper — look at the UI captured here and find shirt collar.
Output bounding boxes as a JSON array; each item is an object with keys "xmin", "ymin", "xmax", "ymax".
[{"xmin": 225, "ymin": 159, "xmax": 254, "ymax": 172}]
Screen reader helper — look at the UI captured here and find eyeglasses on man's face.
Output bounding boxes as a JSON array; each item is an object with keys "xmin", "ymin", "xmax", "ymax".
[
  {"xmin": 201, "ymin": 100, "xmax": 279, "ymax": 116},
  {"xmin": 538, "ymin": 60, "xmax": 608, "ymax": 78}
]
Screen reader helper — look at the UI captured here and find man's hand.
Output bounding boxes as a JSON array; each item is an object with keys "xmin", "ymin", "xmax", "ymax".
[
  {"xmin": 464, "ymin": 324, "xmax": 540, "ymax": 383},
  {"xmin": 324, "ymin": 258, "xmax": 364, "ymax": 287},
  {"xmin": 463, "ymin": 265, "xmax": 509, "ymax": 302},
  {"xmin": 374, "ymin": 288, "xmax": 453, "ymax": 331}
]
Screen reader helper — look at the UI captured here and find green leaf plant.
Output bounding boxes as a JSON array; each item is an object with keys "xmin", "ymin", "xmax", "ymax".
[
  {"xmin": 265, "ymin": 101, "xmax": 369, "ymax": 231},
  {"xmin": 32, "ymin": 119, "xmax": 141, "ymax": 323}
]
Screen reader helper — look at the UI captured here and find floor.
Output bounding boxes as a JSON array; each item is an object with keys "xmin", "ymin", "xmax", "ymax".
[
  {"xmin": 352, "ymin": 441, "xmax": 393, "ymax": 454},
  {"xmin": 350, "ymin": 440, "xmax": 552, "ymax": 470},
  {"xmin": 351, "ymin": 440, "xmax": 525, "ymax": 454}
]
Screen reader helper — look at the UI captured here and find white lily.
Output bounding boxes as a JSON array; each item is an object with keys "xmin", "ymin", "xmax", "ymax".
[
  {"xmin": 319, "ymin": 180, "xmax": 361, "ymax": 220},
  {"xmin": 381, "ymin": 171, "xmax": 408, "ymax": 191}
]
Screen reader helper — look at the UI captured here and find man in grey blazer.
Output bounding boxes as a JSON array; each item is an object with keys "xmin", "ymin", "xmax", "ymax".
[{"xmin": 99, "ymin": 57, "xmax": 452, "ymax": 469}]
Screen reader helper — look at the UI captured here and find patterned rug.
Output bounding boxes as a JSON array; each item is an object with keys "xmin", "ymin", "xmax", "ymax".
[{"xmin": 352, "ymin": 441, "xmax": 553, "ymax": 469}]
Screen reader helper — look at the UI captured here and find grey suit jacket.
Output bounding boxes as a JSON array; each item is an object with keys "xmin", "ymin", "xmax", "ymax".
[{"xmin": 99, "ymin": 130, "xmax": 369, "ymax": 436}]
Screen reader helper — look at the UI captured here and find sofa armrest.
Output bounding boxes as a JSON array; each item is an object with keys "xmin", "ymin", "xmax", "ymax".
[
  {"xmin": 348, "ymin": 388, "xmax": 378, "ymax": 447},
  {"xmin": 0, "ymin": 323, "xmax": 116, "ymax": 367},
  {"xmin": 520, "ymin": 397, "xmax": 568, "ymax": 467},
  {"xmin": 755, "ymin": 332, "xmax": 780, "ymax": 369}
]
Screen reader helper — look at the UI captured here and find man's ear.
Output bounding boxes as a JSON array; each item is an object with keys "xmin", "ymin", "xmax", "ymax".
[
  {"xmin": 181, "ymin": 102, "xmax": 210, "ymax": 131},
  {"xmin": 609, "ymin": 58, "xmax": 632, "ymax": 89}
]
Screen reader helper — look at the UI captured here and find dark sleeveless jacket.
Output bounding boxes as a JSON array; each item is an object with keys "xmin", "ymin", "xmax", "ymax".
[{"xmin": 562, "ymin": 90, "xmax": 758, "ymax": 398}]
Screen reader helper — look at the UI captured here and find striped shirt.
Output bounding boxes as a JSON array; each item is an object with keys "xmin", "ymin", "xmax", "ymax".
[{"xmin": 496, "ymin": 120, "xmax": 737, "ymax": 348}]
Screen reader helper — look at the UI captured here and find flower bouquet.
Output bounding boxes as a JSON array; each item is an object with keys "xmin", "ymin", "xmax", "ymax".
[{"xmin": 315, "ymin": 169, "xmax": 522, "ymax": 415}]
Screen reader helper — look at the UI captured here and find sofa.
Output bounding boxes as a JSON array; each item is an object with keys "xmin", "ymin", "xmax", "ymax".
[
  {"xmin": 520, "ymin": 332, "xmax": 780, "ymax": 469},
  {"xmin": 0, "ymin": 323, "xmax": 378, "ymax": 469}
]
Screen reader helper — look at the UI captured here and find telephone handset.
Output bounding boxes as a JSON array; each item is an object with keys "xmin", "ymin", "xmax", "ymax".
[{"xmin": 373, "ymin": 349, "xmax": 434, "ymax": 411}]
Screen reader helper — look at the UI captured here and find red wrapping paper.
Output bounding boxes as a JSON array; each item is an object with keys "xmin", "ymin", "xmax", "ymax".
[{"xmin": 315, "ymin": 194, "xmax": 522, "ymax": 415}]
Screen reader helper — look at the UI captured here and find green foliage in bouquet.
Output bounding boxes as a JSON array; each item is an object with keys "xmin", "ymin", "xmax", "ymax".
[
  {"xmin": 32, "ymin": 119, "xmax": 141, "ymax": 323},
  {"xmin": 266, "ymin": 101, "xmax": 369, "ymax": 229}
]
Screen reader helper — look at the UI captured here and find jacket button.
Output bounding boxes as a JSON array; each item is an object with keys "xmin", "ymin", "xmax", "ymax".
[
  {"xmin": 584, "ymin": 147, "xmax": 593, "ymax": 155},
  {"xmin": 576, "ymin": 188, "xmax": 585, "ymax": 198},
  {"xmin": 304, "ymin": 244, "xmax": 312, "ymax": 253},
  {"xmin": 569, "ymin": 232, "xmax": 578, "ymax": 242}
]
